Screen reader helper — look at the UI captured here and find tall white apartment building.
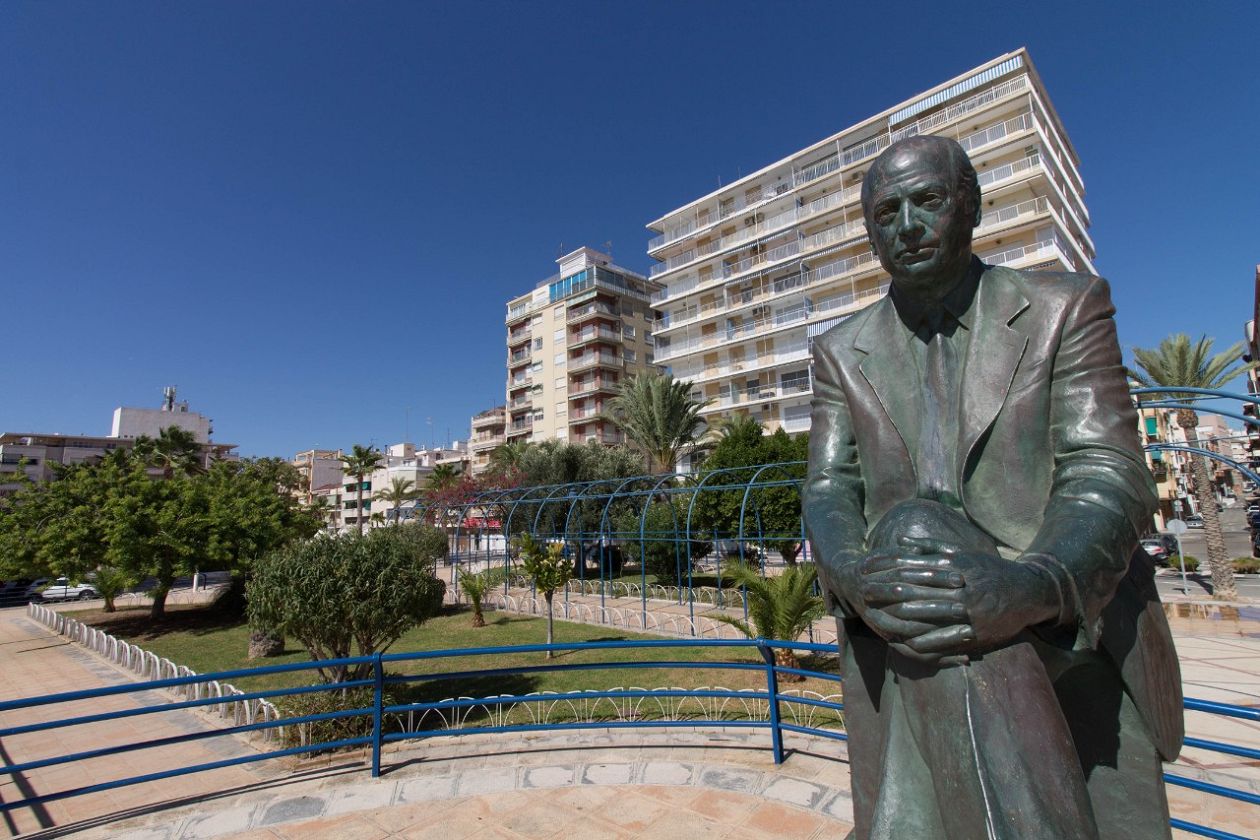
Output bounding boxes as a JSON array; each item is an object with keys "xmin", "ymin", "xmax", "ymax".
[
  {"xmin": 504, "ymin": 247, "xmax": 661, "ymax": 446},
  {"xmin": 645, "ymin": 49, "xmax": 1094, "ymax": 439}
]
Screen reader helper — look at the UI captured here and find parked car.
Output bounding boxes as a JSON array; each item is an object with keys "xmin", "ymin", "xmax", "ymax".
[
  {"xmin": 1185, "ymin": 515, "xmax": 1205, "ymax": 529},
  {"xmin": 1247, "ymin": 503, "xmax": 1260, "ymax": 514},
  {"xmin": 22, "ymin": 578, "xmax": 50, "ymax": 599},
  {"xmin": 0, "ymin": 579, "xmax": 34, "ymax": 605},
  {"xmin": 32, "ymin": 578, "xmax": 97, "ymax": 602},
  {"xmin": 1140, "ymin": 538, "xmax": 1170, "ymax": 564}
]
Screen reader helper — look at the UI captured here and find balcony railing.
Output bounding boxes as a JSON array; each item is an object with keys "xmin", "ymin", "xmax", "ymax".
[
  {"xmin": 650, "ymin": 75, "xmax": 1034, "ymax": 260},
  {"xmin": 569, "ymin": 352, "xmax": 622, "ymax": 372},
  {"xmin": 567, "ymin": 301, "xmax": 619, "ymax": 323},
  {"xmin": 569, "ymin": 378, "xmax": 619, "ymax": 397},
  {"xmin": 570, "ymin": 325, "xmax": 623, "ymax": 346},
  {"xmin": 891, "ymin": 74, "xmax": 1029, "ymax": 143}
]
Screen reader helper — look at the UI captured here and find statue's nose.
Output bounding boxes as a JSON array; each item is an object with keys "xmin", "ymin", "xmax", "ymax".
[{"xmin": 897, "ymin": 203, "xmax": 924, "ymax": 239}]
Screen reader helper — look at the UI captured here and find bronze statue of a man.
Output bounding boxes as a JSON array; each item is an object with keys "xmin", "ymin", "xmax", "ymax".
[{"xmin": 803, "ymin": 135, "xmax": 1183, "ymax": 839}]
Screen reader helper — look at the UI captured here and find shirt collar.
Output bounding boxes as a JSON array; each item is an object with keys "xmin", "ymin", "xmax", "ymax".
[{"xmin": 889, "ymin": 255, "xmax": 982, "ymax": 332}]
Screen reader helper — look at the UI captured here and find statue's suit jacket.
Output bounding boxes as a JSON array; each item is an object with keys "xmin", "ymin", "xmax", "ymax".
[{"xmin": 803, "ymin": 260, "xmax": 1183, "ymax": 761}]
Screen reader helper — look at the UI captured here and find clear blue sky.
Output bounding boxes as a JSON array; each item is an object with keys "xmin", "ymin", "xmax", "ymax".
[{"xmin": 3, "ymin": 1, "xmax": 1257, "ymax": 457}]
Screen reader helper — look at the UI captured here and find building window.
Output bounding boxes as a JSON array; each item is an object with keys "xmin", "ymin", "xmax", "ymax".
[
  {"xmin": 533, "ymin": 338, "xmax": 543, "ymax": 350},
  {"xmin": 553, "ymin": 329, "xmax": 565, "ymax": 342},
  {"xmin": 554, "ymin": 353, "xmax": 566, "ymax": 366},
  {"xmin": 554, "ymin": 377, "xmax": 565, "ymax": 389},
  {"xmin": 624, "ymin": 349, "xmax": 637, "ymax": 363},
  {"xmin": 531, "ymin": 362, "xmax": 543, "ymax": 373},
  {"xmin": 623, "ymin": 325, "xmax": 635, "ymax": 338}
]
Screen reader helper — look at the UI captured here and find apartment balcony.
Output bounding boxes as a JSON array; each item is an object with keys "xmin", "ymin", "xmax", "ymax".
[
  {"xmin": 568, "ymin": 407, "xmax": 604, "ymax": 424},
  {"xmin": 569, "ymin": 351, "xmax": 623, "ymax": 373},
  {"xmin": 705, "ymin": 378, "xmax": 814, "ymax": 412},
  {"xmin": 470, "ymin": 433, "xmax": 505, "ymax": 452},
  {"xmin": 569, "ymin": 377, "xmax": 620, "ymax": 398},
  {"xmin": 508, "ymin": 376, "xmax": 533, "ymax": 392},
  {"xmin": 572, "ymin": 430, "xmax": 624, "ymax": 446},
  {"xmin": 508, "ymin": 392, "xmax": 533, "ymax": 410},
  {"xmin": 567, "ymin": 300, "xmax": 620, "ymax": 324},
  {"xmin": 472, "ymin": 410, "xmax": 505, "ymax": 430},
  {"xmin": 507, "ymin": 418, "xmax": 534, "ymax": 436},
  {"xmin": 507, "ymin": 328, "xmax": 532, "ymax": 347},
  {"xmin": 508, "ymin": 348, "xmax": 531, "ymax": 365},
  {"xmin": 569, "ymin": 325, "xmax": 624, "ymax": 348}
]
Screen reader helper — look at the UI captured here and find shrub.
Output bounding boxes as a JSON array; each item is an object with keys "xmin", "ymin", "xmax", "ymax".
[
  {"xmin": 1232, "ymin": 557, "xmax": 1260, "ymax": 574},
  {"xmin": 247, "ymin": 527, "xmax": 446, "ymax": 684},
  {"xmin": 1175, "ymin": 555, "xmax": 1200, "ymax": 573},
  {"xmin": 273, "ymin": 686, "xmax": 378, "ymax": 750}
]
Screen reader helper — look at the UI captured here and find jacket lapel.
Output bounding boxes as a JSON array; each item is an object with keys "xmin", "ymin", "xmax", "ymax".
[
  {"xmin": 854, "ymin": 298, "xmax": 916, "ymax": 470},
  {"xmin": 959, "ymin": 265, "xmax": 1030, "ymax": 471}
]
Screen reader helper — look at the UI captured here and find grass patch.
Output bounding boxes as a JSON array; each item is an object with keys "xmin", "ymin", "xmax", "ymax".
[{"xmin": 72, "ymin": 602, "xmax": 841, "ymax": 707}]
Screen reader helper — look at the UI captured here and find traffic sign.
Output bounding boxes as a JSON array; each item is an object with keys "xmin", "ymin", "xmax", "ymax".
[{"xmin": 1166, "ymin": 519, "xmax": 1188, "ymax": 536}]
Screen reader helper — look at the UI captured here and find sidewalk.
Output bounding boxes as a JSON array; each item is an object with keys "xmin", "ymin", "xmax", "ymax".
[{"xmin": 0, "ymin": 609, "xmax": 268, "ymax": 837}]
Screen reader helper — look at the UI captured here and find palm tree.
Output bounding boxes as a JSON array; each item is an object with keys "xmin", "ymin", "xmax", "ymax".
[
  {"xmin": 427, "ymin": 463, "xmax": 462, "ymax": 492},
  {"xmin": 133, "ymin": 425, "xmax": 205, "ymax": 478},
  {"xmin": 604, "ymin": 371, "xmax": 711, "ymax": 473},
  {"xmin": 374, "ymin": 476, "xmax": 416, "ymax": 525},
  {"xmin": 712, "ymin": 562, "xmax": 825, "ymax": 680},
  {"xmin": 1129, "ymin": 333, "xmax": 1251, "ymax": 600},
  {"xmin": 456, "ymin": 566, "xmax": 507, "ymax": 627},
  {"xmin": 487, "ymin": 440, "xmax": 529, "ymax": 479},
  {"xmin": 339, "ymin": 444, "xmax": 384, "ymax": 535}
]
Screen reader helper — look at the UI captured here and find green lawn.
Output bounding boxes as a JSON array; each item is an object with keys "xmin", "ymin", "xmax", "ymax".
[{"xmin": 73, "ymin": 603, "xmax": 841, "ymax": 705}]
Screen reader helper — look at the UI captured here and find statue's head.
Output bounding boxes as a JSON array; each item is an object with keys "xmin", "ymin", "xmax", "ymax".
[{"xmin": 861, "ymin": 136, "xmax": 982, "ymax": 298}]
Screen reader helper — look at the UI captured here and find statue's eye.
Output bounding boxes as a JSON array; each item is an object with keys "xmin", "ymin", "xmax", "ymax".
[
  {"xmin": 919, "ymin": 193, "xmax": 943, "ymax": 209},
  {"xmin": 874, "ymin": 203, "xmax": 897, "ymax": 224}
]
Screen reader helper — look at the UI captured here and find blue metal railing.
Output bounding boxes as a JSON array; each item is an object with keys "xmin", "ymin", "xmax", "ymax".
[{"xmin": 0, "ymin": 638, "xmax": 1256, "ymax": 839}]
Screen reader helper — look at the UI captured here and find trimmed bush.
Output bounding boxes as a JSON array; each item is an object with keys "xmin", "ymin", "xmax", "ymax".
[
  {"xmin": 1232, "ymin": 557, "xmax": 1260, "ymax": 575},
  {"xmin": 1175, "ymin": 555, "xmax": 1200, "ymax": 573}
]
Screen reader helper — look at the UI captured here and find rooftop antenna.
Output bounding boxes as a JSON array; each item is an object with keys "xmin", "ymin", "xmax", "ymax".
[
  {"xmin": 603, "ymin": 240, "xmax": 613, "ymax": 260},
  {"xmin": 162, "ymin": 386, "xmax": 177, "ymax": 412},
  {"xmin": 556, "ymin": 241, "xmax": 565, "ymax": 258}
]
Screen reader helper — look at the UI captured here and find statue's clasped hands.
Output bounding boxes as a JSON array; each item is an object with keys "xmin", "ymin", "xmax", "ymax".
[{"xmin": 845, "ymin": 537, "xmax": 1060, "ymax": 664}]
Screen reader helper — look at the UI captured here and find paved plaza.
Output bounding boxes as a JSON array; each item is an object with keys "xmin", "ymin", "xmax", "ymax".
[{"xmin": 1, "ymin": 600, "xmax": 1258, "ymax": 838}]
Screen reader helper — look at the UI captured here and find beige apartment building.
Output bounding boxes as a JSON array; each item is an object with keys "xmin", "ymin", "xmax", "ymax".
[
  {"xmin": 468, "ymin": 406, "xmax": 506, "ymax": 475},
  {"xmin": 645, "ymin": 49, "xmax": 1094, "ymax": 442},
  {"xmin": 504, "ymin": 247, "xmax": 661, "ymax": 446}
]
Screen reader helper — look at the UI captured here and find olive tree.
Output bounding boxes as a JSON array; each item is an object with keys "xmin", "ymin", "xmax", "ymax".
[{"xmin": 247, "ymin": 526, "xmax": 447, "ymax": 683}]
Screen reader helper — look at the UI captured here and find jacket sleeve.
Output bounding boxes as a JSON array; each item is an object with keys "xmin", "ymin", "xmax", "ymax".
[
  {"xmin": 1019, "ymin": 276, "xmax": 1158, "ymax": 648},
  {"xmin": 803, "ymin": 338, "xmax": 870, "ymax": 618}
]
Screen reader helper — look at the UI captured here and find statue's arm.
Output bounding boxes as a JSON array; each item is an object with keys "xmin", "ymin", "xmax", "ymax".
[
  {"xmin": 803, "ymin": 342, "xmax": 869, "ymax": 618},
  {"xmin": 1021, "ymin": 276, "xmax": 1158, "ymax": 647}
]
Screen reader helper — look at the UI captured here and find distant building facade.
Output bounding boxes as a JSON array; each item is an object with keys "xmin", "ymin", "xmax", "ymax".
[
  {"xmin": 468, "ymin": 406, "xmax": 507, "ymax": 475},
  {"xmin": 111, "ymin": 387, "xmax": 213, "ymax": 442},
  {"xmin": 505, "ymin": 247, "xmax": 661, "ymax": 448},
  {"xmin": 645, "ymin": 49, "xmax": 1093, "ymax": 440}
]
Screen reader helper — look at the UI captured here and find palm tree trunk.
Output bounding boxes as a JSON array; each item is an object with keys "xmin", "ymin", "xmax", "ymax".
[
  {"xmin": 1179, "ymin": 410, "xmax": 1237, "ymax": 599},
  {"xmin": 774, "ymin": 647, "xmax": 804, "ymax": 683},
  {"xmin": 471, "ymin": 599, "xmax": 485, "ymax": 628},
  {"xmin": 356, "ymin": 475, "xmax": 365, "ymax": 536}
]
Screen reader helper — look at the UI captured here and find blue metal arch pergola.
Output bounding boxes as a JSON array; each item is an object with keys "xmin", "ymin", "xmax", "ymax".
[{"xmin": 421, "ymin": 386, "xmax": 1257, "ymax": 630}]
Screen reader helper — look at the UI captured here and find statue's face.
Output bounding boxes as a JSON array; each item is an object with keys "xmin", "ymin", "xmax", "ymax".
[{"xmin": 866, "ymin": 145, "xmax": 975, "ymax": 297}]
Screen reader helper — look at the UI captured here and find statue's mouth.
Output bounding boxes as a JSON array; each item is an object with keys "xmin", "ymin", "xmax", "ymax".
[{"xmin": 898, "ymin": 245, "xmax": 937, "ymax": 264}]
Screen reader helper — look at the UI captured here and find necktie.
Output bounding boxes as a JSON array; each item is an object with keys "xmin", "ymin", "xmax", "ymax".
[{"xmin": 919, "ymin": 313, "xmax": 957, "ymax": 500}]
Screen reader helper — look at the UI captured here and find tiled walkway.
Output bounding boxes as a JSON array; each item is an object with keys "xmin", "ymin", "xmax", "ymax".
[{"xmin": 2, "ymin": 602, "xmax": 1259, "ymax": 838}]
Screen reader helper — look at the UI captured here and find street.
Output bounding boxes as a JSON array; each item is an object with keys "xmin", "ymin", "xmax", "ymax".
[{"xmin": 1154, "ymin": 506, "xmax": 1260, "ymax": 600}]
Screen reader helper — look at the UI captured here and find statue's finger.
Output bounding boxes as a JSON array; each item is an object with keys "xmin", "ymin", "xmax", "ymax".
[
  {"xmin": 859, "ymin": 553, "xmax": 902, "ymax": 575},
  {"xmin": 903, "ymin": 624, "xmax": 975, "ymax": 655},
  {"xmin": 863, "ymin": 582, "xmax": 963, "ymax": 606},
  {"xmin": 884, "ymin": 600, "xmax": 968, "ymax": 623},
  {"xmin": 862, "ymin": 607, "xmax": 935, "ymax": 641},
  {"xmin": 894, "ymin": 567, "xmax": 965, "ymax": 588}
]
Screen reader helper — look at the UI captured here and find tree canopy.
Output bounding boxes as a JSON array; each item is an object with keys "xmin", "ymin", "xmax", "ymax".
[
  {"xmin": 0, "ymin": 453, "xmax": 321, "ymax": 617},
  {"xmin": 1129, "ymin": 333, "xmax": 1252, "ymax": 599},
  {"xmin": 605, "ymin": 371, "xmax": 710, "ymax": 473},
  {"xmin": 247, "ymin": 525, "xmax": 447, "ymax": 683}
]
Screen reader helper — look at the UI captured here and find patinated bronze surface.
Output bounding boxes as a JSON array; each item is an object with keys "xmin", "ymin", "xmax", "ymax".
[{"xmin": 803, "ymin": 136, "xmax": 1183, "ymax": 839}]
